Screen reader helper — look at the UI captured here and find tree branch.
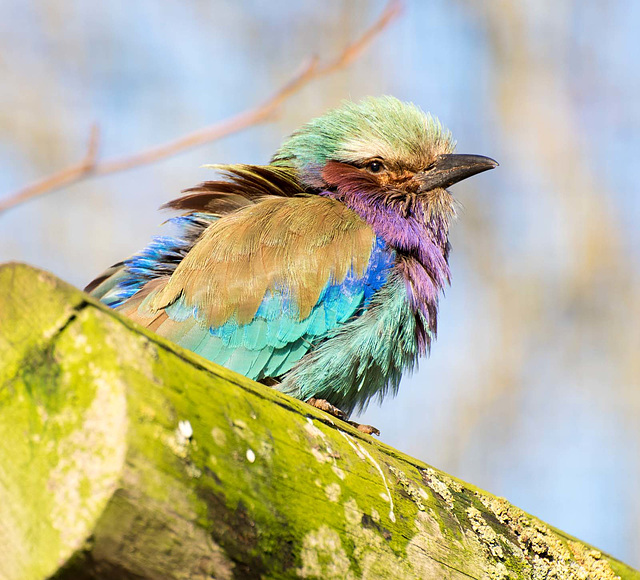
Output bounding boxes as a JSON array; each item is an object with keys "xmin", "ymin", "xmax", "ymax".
[
  {"xmin": 2, "ymin": 261, "xmax": 638, "ymax": 580},
  {"xmin": 0, "ymin": 0, "xmax": 402, "ymax": 216}
]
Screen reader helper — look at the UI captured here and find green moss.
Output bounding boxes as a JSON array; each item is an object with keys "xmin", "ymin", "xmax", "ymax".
[{"xmin": 2, "ymin": 262, "xmax": 639, "ymax": 580}]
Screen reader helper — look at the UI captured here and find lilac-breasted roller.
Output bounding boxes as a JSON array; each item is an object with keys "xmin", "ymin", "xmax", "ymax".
[{"xmin": 86, "ymin": 97, "xmax": 497, "ymax": 434}]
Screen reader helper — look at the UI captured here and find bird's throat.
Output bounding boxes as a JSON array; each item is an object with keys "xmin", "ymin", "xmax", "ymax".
[{"xmin": 321, "ymin": 185, "xmax": 453, "ymax": 353}]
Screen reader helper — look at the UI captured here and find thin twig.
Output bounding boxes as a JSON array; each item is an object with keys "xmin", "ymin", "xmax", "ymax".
[{"xmin": 0, "ymin": 0, "xmax": 403, "ymax": 215}]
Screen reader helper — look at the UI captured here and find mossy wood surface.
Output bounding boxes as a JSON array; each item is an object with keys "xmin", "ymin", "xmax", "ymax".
[{"xmin": 0, "ymin": 262, "xmax": 637, "ymax": 580}]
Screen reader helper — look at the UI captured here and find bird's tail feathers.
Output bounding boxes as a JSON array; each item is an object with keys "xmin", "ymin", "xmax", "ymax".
[{"xmin": 85, "ymin": 213, "xmax": 217, "ymax": 308}]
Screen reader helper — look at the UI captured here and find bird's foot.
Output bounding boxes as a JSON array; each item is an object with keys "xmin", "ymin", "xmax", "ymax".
[
  {"xmin": 306, "ymin": 398, "xmax": 380, "ymax": 436},
  {"xmin": 347, "ymin": 421, "xmax": 381, "ymax": 436},
  {"xmin": 306, "ymin": 398, "xmax": 347, "ymax": 420}
]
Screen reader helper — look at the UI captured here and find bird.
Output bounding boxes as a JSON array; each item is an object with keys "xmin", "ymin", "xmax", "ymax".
[{"xmin": 86, "ymin": 96, "xmax": 497, "ymax": 435}]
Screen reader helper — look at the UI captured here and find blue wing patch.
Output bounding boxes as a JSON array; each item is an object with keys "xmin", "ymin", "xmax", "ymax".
[{"xmin": 99, "ymin": 213, "xmax": 219, "ymax": 308}]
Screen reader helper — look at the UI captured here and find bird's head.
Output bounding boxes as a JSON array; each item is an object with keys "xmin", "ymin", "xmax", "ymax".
[{"xmin": 272, "ymin": 96, "xmax": 497, "ymax": 209}]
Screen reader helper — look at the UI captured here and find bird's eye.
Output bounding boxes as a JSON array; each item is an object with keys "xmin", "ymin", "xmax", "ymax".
[{"xmin": 366, "ymin": 160, "xmax": 384, "ymax": 173}]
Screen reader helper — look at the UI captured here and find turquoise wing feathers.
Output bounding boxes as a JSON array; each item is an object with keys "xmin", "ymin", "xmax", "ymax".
[
  {"xmin": 156, "ymin": 235, "xmax": 394, "ymax": 381},
  {"xmin": 88, "ymin": 196, "xmax": 396, "ymax": 385}
]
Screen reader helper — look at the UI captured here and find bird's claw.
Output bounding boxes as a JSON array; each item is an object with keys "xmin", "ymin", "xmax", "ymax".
[
  {"xmin": 306, "ymin": 398, "xmax": 381, "ymax": 436},
  {"xmin": 306, "ymin": 397, "xmax": 347, "ymax": 420},
  {"xmin": 350, "ymin": 421, "xmax": 381, "ymax": 436}
]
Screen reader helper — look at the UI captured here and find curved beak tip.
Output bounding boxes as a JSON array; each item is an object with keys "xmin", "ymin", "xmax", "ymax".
[
  {"xmin": 418, "ymin": 153, "xmax": 499, "ymax": 191},
  {"xmin": 463, "ymin": 155, "xmax": 499, "ymax": 172}
]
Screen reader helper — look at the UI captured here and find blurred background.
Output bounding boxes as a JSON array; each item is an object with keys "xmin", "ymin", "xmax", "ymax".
[{"xmin": 1, "ymin": 0, "xmax": 638, "ymax": 567}]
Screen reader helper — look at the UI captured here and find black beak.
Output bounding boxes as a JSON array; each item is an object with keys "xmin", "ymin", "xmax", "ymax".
[{"xmin": 417, "ymin": 154, "xmax": 498, "ymax": 191}]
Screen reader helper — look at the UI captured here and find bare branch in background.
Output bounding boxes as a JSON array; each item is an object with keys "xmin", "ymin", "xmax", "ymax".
[{"xmin": 0, "ymin": 0, "xmax": 403, "ymax": 216}]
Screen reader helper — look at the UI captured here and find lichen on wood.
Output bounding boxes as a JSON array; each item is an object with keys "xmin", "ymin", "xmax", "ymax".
[{"xmin": 0, "ymin": 262, "xmax": 637, "ymax": 580}]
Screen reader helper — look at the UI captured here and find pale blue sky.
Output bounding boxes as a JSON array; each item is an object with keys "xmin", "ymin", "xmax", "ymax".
[{"xmin": 1, "ymin": 0, "xmax": 638, "ymax": 566}]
